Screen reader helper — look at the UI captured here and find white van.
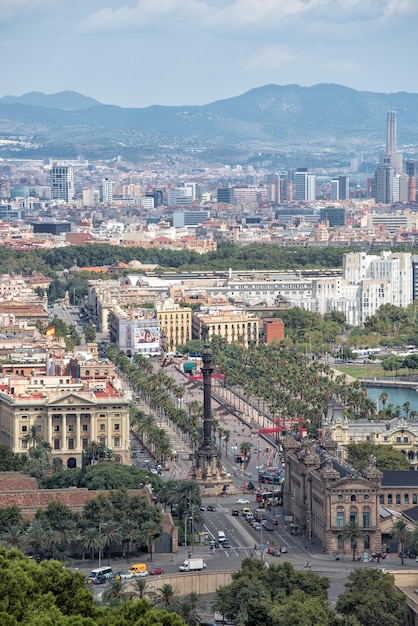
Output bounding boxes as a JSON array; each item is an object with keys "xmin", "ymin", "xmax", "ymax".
[{"xmin": 218, "ymin": 531, "xmax": 226, "ymax": 543}]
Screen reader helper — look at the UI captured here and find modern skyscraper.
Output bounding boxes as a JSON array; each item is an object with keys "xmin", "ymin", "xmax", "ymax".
[
  {"xmin": 50, "ymin": 165, "xmax": 74, "ymax": 202},
  {"xmin": 295, "ymin": 168, "xmax": 308, "ymax": 201},
  {"xmin": 101, "ymin": 178, "xmax": 113, "ymax": 204},
  {"xmin": 379, "ymin": 111, "xmax": 403, "ymax": 174},
  {"xmin": 338, "ymin": 176, "xmax": 349, "ymax": 200},
  {"xmin": 375, "ymin": 165, "xmax": 393, "ymax": 204},
  {"xmin": 295, "ymin": 169, "xmax": 315, "ymax": 201}
]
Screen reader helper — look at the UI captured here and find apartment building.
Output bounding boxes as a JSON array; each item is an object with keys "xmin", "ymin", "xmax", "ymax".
[
  {"xmin": 155, "ymin": 299, "xmax": 192, "ymax": 352},
  {"xmin": 192, "ymin": 306, "xmax": 259, "ymax": 347},
  {"xmin": 108, "ymin": 308, "xmax": 160, "ymax": 356}
]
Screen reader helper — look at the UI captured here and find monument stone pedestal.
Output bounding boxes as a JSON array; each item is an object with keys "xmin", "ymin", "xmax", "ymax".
[{"xmin": 188, "ymin": 342, "xmax": 235, "ymax": 497}]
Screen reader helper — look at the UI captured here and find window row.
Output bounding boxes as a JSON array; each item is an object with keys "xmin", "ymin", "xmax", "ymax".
[
  {"xmin": 380, "ymin": 493, "xmax": 417, "ymax": 505},
  {"xmin": 336, "ymin": 510, "xmax": 371, "ymax": 528},
  {"xmin": 21, "ymin": 423, "xmax": 120, "ymax": 433}
]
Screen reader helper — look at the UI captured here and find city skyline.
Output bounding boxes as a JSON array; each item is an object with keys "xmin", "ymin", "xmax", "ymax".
[{"xmin": 2, "ymin": 0, "xmax": 418, "ymax": 109}]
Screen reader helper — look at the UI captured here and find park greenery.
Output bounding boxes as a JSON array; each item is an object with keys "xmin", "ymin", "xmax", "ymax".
[
  {"xmin": 0, "ymin": 242, "xmax": 353, "ymax": 278},
  {"xmin": 0, "ymin": 548, "xmax": 187, "ymax": 626},
  {"xmin": 0, "ymin": 549, "xmax": 406, "ymax": 626},
  {"xmin": 0, "ymin": 489, "xmax": 164, "ymax": 564},
  {"xmin": 346, "ymin": 442, "xmax": 411, "ymax": 471},
  {"xmin": 212, "ymin": 558, "xmax": 406, "ymax": 626}
]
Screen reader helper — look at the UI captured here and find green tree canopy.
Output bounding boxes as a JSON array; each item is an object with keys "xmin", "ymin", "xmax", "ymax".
[
  {"xmin": 346, "ymin": 442, "xmax": 411, "ymax": 471},
  {"xmin": 0, "ymin": 444, "xmax": 24, "ymax": 471},
  {"xmin": 335, "ymin": 569, "xmax": 406, "ymax": 626}
]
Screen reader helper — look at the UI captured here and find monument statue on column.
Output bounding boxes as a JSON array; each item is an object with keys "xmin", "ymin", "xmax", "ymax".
[{"xmin": 188, "ymin": 330, "xmax": 234, "ymax": 495}]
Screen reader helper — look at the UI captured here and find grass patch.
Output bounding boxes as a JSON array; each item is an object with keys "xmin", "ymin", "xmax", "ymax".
[{"xmin": 336, "ymin": 364, "xmax": 410, "ymax": 379}]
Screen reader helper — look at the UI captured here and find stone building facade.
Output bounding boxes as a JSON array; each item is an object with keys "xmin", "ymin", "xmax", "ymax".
[{"xmin": 282, "ymin": 435, "xmax": 383, "ymax": 556}]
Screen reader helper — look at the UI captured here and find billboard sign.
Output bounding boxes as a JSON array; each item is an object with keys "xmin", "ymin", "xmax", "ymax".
[{"xmin": 133, "ymin": 326, "xmax": 160, "ymax": 353}]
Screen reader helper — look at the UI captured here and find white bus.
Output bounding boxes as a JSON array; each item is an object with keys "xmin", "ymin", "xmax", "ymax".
[{"xmin": 87, "ymin": 566, "xmax": 113, "ymax": 583}]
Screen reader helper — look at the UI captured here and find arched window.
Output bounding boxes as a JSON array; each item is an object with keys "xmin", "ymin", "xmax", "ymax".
[
  {"xmin": 404, "ymin": 494, "xmax": 409, "ymax": 505},
  {"xmin": 379, "ymin": 494, "xmax": 385, "ymax": 504},
  {"xmin": 413, "ymin": 494, "xmax": 417, "ymax": 505},
  {"xmin": 351, "ymin": 494, "xmax": 356, "ymax": 502},
  {"xmin": 387, "ymin": 494, "xmax": 393, "ymax": 505},
  {"xmin": 396, "ymin": 494, "xmax": 401, "ymax": 505},
  {"xmin": 85, "ymin": 370, "xmax": 90, "ymax": 376}
]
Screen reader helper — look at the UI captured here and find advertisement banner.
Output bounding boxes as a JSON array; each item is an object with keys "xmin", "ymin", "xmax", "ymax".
[{"xmin": 133, "ymin": 326, "xmax": 160, "ymax": 352}]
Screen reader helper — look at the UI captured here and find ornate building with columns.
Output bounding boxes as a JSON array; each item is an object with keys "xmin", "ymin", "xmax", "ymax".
[
  {"xmin": 282, "ymin": 434, "xmax": 383, "ymax": 556},
  {"xmin": 0, "ymin": 374, "xmax": 130, "ymax": 467}
]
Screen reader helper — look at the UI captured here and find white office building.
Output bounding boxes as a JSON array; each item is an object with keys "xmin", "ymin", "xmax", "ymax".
[{"xmin": 50, "ymin": 165, "xmax": 75, "ymax": 203}]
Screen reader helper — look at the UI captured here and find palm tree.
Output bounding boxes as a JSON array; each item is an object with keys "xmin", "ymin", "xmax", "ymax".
[
  {"xmin": 240, "ymin": 441, "xmax": 251, "ymax": 460},
  {"xmin": 379, "ymin": 392, "xmax": 389, "ymax": 411},
  {"xmin": 403, "ymin": 402, "xmax": 412, "ymax": 420},
  {"xmin": 0, "ymin": 524, "xmax": 26, "ymax": 550},
  {"xmin": 51, "ymin": 517, "xmax": 78, "ymax": 561},
  {"xmin": 121, "ymin": 520, "xmax": 137, "ymax": 563},
  {"xmin": 129, "ymin": 577, "xmax": 149, "ymax": 600},
  {"xmin": 51, "ymin": 456, "xmax": 64, "ymax": 474},
  {"xmin": 137, "ymin": 520, "xmax": 162, "ymax": 562},
  {"xmin": 80, "ymin": 527, "xmax": 105, "ymax": 562},
  {"xmin": 102, "ymin": 578, "xmax": 128, "ymax": 605},
  {"xmin": 102, "ymin": 521, "xmax": 123, "ymax": 566},
  {"xmin": 391, "ymin": 519, "xmax": 410, "ymax": 565},
  {"xmin": 24, "ymin": 424, "xmax": 44, "ymax": 448},
  {"xmin": 152, "ymin": 583, "xmax": 179, "ymax": 609},
  {"xmin": 341, "ymin": 522, "xmax": 366, "ymax": 562}
]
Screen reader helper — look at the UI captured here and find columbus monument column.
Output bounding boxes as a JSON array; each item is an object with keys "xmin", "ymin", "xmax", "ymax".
[{"xmin": 189, "ymin": 339, "xmax": 234, "ymax": 496}]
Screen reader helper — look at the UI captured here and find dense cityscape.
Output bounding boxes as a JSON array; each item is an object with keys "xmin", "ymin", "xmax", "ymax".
[{"xmin": 5, "ymin": 0, "xmax": 418, "ymax": 622}]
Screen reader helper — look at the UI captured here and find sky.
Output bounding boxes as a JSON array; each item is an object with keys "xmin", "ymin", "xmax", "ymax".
[{"xmin": 2, "ymin": 0, "xmax": 418, "ymax": 109}]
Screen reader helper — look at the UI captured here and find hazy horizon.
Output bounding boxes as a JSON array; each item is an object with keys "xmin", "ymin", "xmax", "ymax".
[{"xmin": 2, "ymin": 0, "xmax": 418, "ymax": 108}]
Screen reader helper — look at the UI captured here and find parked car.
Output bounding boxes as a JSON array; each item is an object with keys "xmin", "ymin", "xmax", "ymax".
[
  {"xmin": 114, "ymin": 571, "xmax": 134, "ymax": 580},
  {"xmin": 149, "ymin": 568, "xmax": 165, "ymax": 575},
  {"xmin": 267, "ymin": 547, "xmax": 281, "ymax": 556}
]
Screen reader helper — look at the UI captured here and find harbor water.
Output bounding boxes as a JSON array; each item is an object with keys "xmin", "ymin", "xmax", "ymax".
[{"xmin": 366, "ymin": 385, "xmax": 418, "ymax": 413}]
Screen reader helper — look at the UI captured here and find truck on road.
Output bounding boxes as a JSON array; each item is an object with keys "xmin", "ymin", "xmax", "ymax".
[{"xmin": 179, "ymin": 558, "xmax": 206, "ymax": 572}]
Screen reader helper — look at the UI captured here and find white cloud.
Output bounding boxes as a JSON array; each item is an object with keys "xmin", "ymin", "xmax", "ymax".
[
  {"xmin": 80, "ymin": 0, "xmax": 213, "ymax": 33},
  {"xmin": 244, "ymin": 45, "xmax": 296, "ymax": 72},
  {"xmin": 0, "ymin": 0, "xmax": 58, "ymax": 23}
]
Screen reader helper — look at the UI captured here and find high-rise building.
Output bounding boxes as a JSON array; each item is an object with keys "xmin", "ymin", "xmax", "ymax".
[
  {"xmin": 50, "ymin": 165, "xmax": 74, "ymax": 202},
  {"xmin": 375, "ymin": 165, "xmax": 393, "ymax": 203},
  {"xmin": 330, "ymin": 180, "xmax": 339, "ymax": 201},
  {"xmin": 101, "ymin": 178, "xmax": 113, "ymax": 203},
  {"xmin": 295, "ymin": 169, "xmax": 308, "ymax": 201},
  {"xmin": 379, "ymin": 111, "xmax": 403, "ymax": 174},
  {"xmin": 295, "ymin": 169, "xmax": 316, "ymax": 201},
  {"xmin": 217, "ymin": 187, "xmax": 235, "ymax": 205},
  {"xmin": 338, "ymin": 176, "xmax": 349, "ymax": 200}
]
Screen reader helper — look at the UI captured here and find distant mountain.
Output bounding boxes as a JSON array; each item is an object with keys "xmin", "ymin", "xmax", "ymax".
[
  {"xmin": 0, "ymin": 90, "xmax": 101, "ymax": 110},
  {"xmin": 1, "ymin": 84, "xmax": 418, "ymax": 158}
]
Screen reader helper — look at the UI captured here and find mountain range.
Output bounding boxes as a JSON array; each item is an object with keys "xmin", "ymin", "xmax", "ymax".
[{"xmin": 1, "ymin": 84, "xmax": 418, "ymax": 160}]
